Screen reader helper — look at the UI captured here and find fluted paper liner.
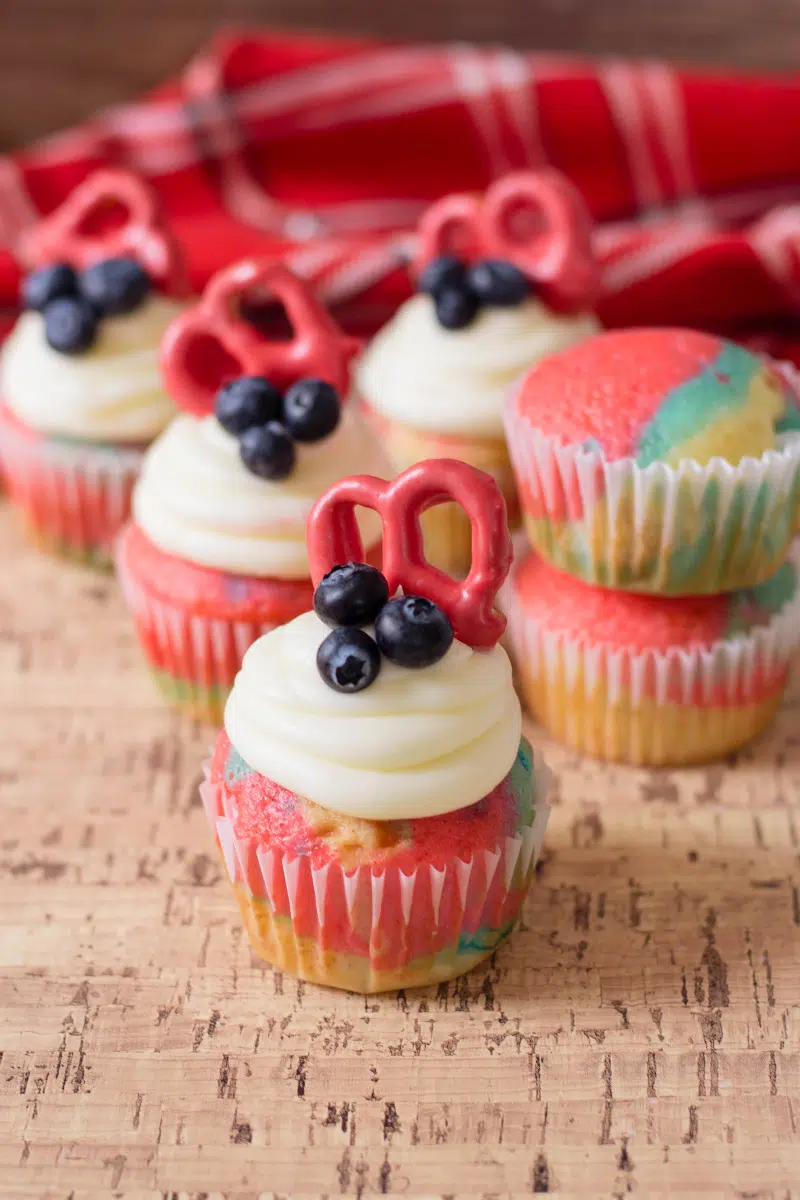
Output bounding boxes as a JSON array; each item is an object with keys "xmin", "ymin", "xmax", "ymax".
[
  {"xmin": 504, "ymin": 541, "xmax": 800, "ymax": 765},
  {"xmin": 200, "ymin": 757, "xmax": 551, "ymax": 992},
  {"xmin": 0, "ymin": 407, "xmax": 143, "ymax": 567},
  {"xmin": 505, "ymin": 380, "xmax": 800, "ymax": 595},
  {"xmin": 116, "ymin": 535, "xmax": 277, "ymax": 724}
]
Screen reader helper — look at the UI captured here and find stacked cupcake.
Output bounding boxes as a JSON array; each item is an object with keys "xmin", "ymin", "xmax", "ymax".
[{"xmin": 503, "ymin": 327, "xmax": 800, "ymax": 765}]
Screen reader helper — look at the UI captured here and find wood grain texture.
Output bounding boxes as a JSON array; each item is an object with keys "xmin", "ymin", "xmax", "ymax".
[
  {"xmin": 0, "ymin": 0, "xmax": 800, "ymax": 149},
  {"xmin": 1, "ymin": 502, "xmax": 800, "ymax": 1196}
]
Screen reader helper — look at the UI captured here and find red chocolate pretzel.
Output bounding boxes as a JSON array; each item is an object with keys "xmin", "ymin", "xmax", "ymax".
[
  {"xmin": 160, "ymin": 260, "xmax": 361, "ymax": 417},
  {"xmin": 415, "ymin": 169, "xmax": 597, "ymax": 312},
  {"xmin": 21, "ymin": 168, "xmax": 187, "ymax": 296},
  {"xmin": 307, "ymin": 459, "xmax": 513, "ymax": 649}
]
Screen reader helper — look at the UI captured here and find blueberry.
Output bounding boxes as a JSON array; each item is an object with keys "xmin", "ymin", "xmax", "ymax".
[
  {"xmin": 282, "ymin": 378, "xmax": 341, "ymax": 443},
  {"xmin": 239, "ymin": 422, "xmax": 296, "ymax": 480},
  {"xmin": 317, "ymin": 627, "xmax": 381, "ymax": 693},
  {"xmin": 80, "ymin": 256, "xmax": 151, "ymax": 315},
  {"xmin": 434, "ymin": 285, "xmax": 480, "ymax": 330},
  {"xmin": 467, "ymin": 259, "xmax": 529, "ymax": 306},
  {"xmin": 375, "ymin": 595, "xmax": 453, "ymax": 668},
  {"xmin": 418, "ymin": 254, "xmax": 468, "ymax": 297},
  {"xmin": 216, "ymin": 376, "xmax": 283, "ymax": 435},
  {"xmin": 43, "ymin": 296, "xmax": 98, "ymax": 354},
  {"xmin": 23, "ymin": 263, "xmax": 78, "ymax": 312},
  {"xmin": 314, "ymin": 563, "xmax": 390, "ymax": 628}
]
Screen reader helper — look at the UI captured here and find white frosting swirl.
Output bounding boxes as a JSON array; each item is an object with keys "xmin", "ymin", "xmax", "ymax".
[
  {"xmin": 1, "ymin": 296, "xmax": 183, "ymax": 443},
  {"xmin": 224, "ymin": 610, "xmax": 521, "ymax": 820},
  {"xmin": 357, "ymin": 293, "xmax": 599, "ymax": 437},
  {"xmin": 133, "ymin": 408, "xmax": 384, "ymax": 579}
]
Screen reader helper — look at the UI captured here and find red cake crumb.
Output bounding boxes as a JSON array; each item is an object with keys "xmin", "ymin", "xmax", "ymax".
[
  {"xmin": 120, "ymin": 521, "xmax": 315, "ymax": 621},
  {"xmin": 515, "ymin": 327, "xmax": 722, "ymax": 460},
  {"xmin": 211, "ymin": 731, "xmax": 521, "ymax": 872},
  {"xmin": 514, "ymin": 553, "xmax": 729, "ymax": 652}
]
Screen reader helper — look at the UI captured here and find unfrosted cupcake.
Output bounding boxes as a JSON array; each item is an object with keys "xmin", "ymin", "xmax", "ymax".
[
  {"xmin": 201, "ymin": 458, "xmax": 551, "ymax": 992},
  {"xmin": 116, "ymin": 261, "xmax": 385, "ymax": 724},
  {"xmin": 357, "ymin": 170, "xmax": 599, "ymax": 575},
  {"xmin": 506, "ymin": 327, "xmax": 800, "ymax": 595},
  {"xmin": 505, "ymin": 546, "xmax": 800, "ymax": 765},
  {"xmin": 0, "ymin": 169, "xmax": 187, "ymax": 566}
]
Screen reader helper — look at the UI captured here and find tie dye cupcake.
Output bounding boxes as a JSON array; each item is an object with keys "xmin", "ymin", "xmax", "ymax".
[
  {"xmin": 201, "ymin": 459, "xmax": 551, "ymax": 992},
  {"xmin": 0, "ymin": 170, "xmax": 187, "ymax": 566},
  {"xmin": 506, "ymin": 327, "xmax": 800, "ymax": 594},
  {"xmin": 357, "ymin": 170, "xmax": 599, "ymax": 575},
  {"xmin": 116, "ymin": 261, "xmax": 385, "ymax": 724},
  {"xmin": 504, "ymin": 545, "xmax": 800, "ymax": 765}
]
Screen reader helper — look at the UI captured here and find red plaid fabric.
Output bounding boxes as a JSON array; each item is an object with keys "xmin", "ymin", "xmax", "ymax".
[{"xmin": 2, "ymin": 29, "xmax": 800, "ymax": 355}]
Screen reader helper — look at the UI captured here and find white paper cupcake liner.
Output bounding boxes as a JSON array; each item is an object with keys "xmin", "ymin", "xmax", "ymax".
[
  {"xmin": 116, "ymin": 532, "xmax": 277, "ymax": 722},
  {"xmin": 503, "ymin": 541, "xmax": 800, "ymax": 764},
  {"xmin": 199, "ymin": 756, "xmax": 551, "ymax": 992},
  {"xmin": 504, "ymin": 381, "xmax": 800, "ymax": 595},
  {"xmin": 0, "ymin": 407, "xmax": 143, "ymax": 565}
]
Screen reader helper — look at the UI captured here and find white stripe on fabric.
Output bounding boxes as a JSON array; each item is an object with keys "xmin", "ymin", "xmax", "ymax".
[
  {"xmin": 749, "ymin": 205, "xmax": 800, "ymax": 301},
  {"xmin": 96, "ymin": 48, "xmax": 447, "ymax": 140},
  {"xmin": 234, "ymin": 47, "xmax": 448, "ymax": 122},
  {"xmin": 303, "ymin": 198, "xmax": 425, "ymax": 235},
  {"xmin": 598, "ymin": 61, "xmax": 664, "ymax": 213},
  {"xmin": 182, "ymin": 53, "xmax": 286, "ymax": 234},
  {"xmin": 0, "ymin": 156, "xmax": 39, "ymax": 242},
  {"xmin": 198, "ymin": 123, "xmax": 244, "ymax": 160},
  {"xmin": 596, "ymin": 182, "xmax": 800, "ymax": 257},
  {"xmin": 23, "ymin": 125, "xmax": 106, "ymax": 166},
  {"xmin": 105, "ymin": 78, "xmax": 458, "ymax": 175},
  {"xmin": 600, "ymin": 226, "xmax": 717, "ymax": 291},
  {"xmin": 284, "ymin": 77, "xmax": 460, "ymax": 134},
  {"xmin": 707, "ymin": 182, "xmax": 800, "ymax": 225},
  {"xmin": 109, "ymin": 138, "xmax": 207, "ymax": 176},
  {"xmin": 490, "ymin": 50, "xmax": 547, "ymax": 168},
  {"xmin": 285, "ymin": 241, "xmax": 351, "ymax": 279},
  {"xmin": 316, "ymin": 238, "xmax": 409, "ymax": 303},
  {"xmin": 99, "ymin": 99, "xmax": 194, "ymax": 139},
  {"xmin": 448, "ymin": 45, "xmax": 510, "ymax": 178},
  {"xmin": 222, "ymin": 184, "xmax": 285, "ymax": 234},
  {"xmin": 641, "ymin": 64, "xmax": 697, "ymax": 199}
]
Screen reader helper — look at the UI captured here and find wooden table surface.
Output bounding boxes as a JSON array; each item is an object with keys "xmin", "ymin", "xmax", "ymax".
[{"xmin": 1, "ymin": 502, "xmax": 799, "ymax": 1197}]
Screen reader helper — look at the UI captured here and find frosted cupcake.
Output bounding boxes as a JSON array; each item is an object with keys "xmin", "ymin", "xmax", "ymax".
[
  {"xmin": 0, "ymin": 169, "xmax": 187, "ymax": 565},
  {"xmin": 201, "ymin": 458, "xmax": 551, "ymax": 992},
  {"xmin": 357, "ymin": 170, "xmax": 599, "ymax": 575},
  {"xmin": 116, "ymin": 261, "xmax": 384, "ymax": 723},
  {"xmin": 506, "ymin": 327, "xmax": 800, "ymax": 594},
  {"xmin": 505, "ymin": 547, "xmax": 800, "ymax": 765}
]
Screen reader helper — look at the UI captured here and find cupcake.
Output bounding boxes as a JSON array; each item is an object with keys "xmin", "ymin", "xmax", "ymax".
[
  {"xmin": 357, "ymin": 170, "xmax": 599, "ymax": 575},
  {"xmin": 505, "ymin": 546, "xmax": 800, "ymax": 765},
  {"xmin": 0, "ymin": 169, "xmax": 187, "ymax": 566},
  {"xmin": 200, "ymin": 458, "xmax": 551, "ymax": 992},
  {"xmin": 506, "ymin": 327, "xmax": 800, "ymax": 595},
  {"xmin": 116, "ymin": 260, "xmax": 385, "ymax": 724}
]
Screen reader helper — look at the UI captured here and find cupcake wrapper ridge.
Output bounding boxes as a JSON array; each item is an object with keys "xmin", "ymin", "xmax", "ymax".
[
  {"xmin": 504, "ymin": 542, "xmax": 800, "ymax": 764},
  {"xmin": 116, "ymin": 537, "xmax": 277, "ymax": 723},
  {"xmin": 505, "ymin": 383, "xmax": 800, "ymax": 595},
  {"xmin": 200, "ymin": 757, "xmax": 551, "ymax": 993},
  {"xmin": 0, "ymin": 406, "xmax": 143, "ymax": 567}
]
